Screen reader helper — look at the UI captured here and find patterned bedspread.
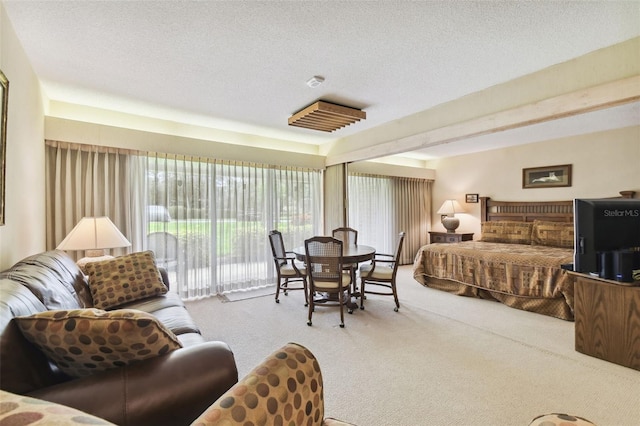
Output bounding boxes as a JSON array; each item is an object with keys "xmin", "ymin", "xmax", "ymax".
[{"xmin": 413, "ymin": 241, "xmax": 576, "ymax": 318}]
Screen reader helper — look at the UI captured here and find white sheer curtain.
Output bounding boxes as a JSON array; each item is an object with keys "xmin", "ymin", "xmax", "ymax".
[
  {"xmin": 146, "ymin": 153, "xmax": 322, "ymax": 298},
  {"xmin": 324, "ymin": 164, "xmax": 346, "ymax": 234},
  {"xmin": 347, "ymin": 174, "xmax": 395, "ymax": 252},
  {"xmin": 266, "ymin": 165, "xmax": 322, "ymax": 258},
  {"xmin": 348, "ymin": 173, "xmax": 431, "ymax": 264},
  {"xmin": 45, "ymin": 140, "xmax": 146, "ymax": 258}
]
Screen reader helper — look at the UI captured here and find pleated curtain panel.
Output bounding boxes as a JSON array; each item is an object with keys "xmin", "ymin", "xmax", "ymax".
[
  {"xmin": 45, "ymin": 141, "xmax": 147, "ymax": 258},
  {"xmin": 348, "ymin": 173, "xmax": 432, "ymax": 265}
]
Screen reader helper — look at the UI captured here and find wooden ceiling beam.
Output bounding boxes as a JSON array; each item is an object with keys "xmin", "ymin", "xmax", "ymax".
[{"xmin": 326, "ymin": 76, "xmax": 640, "ymax": 166}]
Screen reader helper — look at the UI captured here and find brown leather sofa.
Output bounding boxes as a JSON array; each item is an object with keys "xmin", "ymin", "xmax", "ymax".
[{"xmin": 0, "ymin": 250, "xmax": 238, "ymax": 426}]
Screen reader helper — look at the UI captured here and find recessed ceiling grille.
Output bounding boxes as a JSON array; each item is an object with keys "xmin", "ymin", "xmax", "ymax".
[{"xmin": 288, "ymin": 101, "xmax": 366, "ymax": 132}]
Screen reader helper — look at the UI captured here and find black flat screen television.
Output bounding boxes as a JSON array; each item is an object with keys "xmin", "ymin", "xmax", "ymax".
[{"xmin": 573, "ymin": 198, "xmax": 640, "ymax": 278}]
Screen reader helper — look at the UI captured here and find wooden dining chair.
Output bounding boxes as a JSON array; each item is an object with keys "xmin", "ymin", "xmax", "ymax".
[
  {"xmin": 359, "ymin": 231, "xmax": 406, "ymax": 312},
  {"xmin": 331, "ymin": 227, "xmax": 359, "ymax": 292},
  {"xmin": 268, "ymin": 230, "xmax": 308, "ymax": 306},
  {"xmin": 304, "ymin": 236, "xmax": 353, "ymax": 328}
]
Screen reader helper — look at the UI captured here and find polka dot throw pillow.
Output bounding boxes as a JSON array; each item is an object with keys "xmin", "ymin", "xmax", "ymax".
[
  {"xmin": 0, "ymin": 390, "xmax": 116, "ymax": 425},
  {"xmin": 84, "ymin": 251, "xmax": 167, "ymax": 310},
  {"xmin": 15, "ymin": 308, "xmax": 182, "ymax": 378}
]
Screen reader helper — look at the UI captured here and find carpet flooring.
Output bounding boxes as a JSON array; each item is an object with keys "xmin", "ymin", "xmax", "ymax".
[{"xmin": 185, "ymin": 266, "xmax": 640, "ymax": 426}]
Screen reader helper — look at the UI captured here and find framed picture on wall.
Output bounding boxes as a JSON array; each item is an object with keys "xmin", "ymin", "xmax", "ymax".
[
  {"xmin": 465, "ymin": 193, "xmax": 479, "ymax": 203},
  {"xmin": 522, "ymin": 164, "xmax": 572, "ymax": 189},
  {"xmin": 0, "ymin": 69, "xmax": 8, "ymax": 226}
]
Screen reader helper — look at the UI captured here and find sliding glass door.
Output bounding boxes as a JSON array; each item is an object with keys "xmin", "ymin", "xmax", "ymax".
[{"xmin": 146, "ymin": 154, "xmax": 321, "ymax": 298}]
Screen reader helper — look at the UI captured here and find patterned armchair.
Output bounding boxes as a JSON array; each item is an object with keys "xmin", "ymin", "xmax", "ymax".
[{"xmin": 191, "ymin": 342, "xmax": 355, "ymax": 426}]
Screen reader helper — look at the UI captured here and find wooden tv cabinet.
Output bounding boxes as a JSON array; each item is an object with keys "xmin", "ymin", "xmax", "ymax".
[{"xmin": 571, "ymin": 272, "xmax": 640, "ymax": 371}]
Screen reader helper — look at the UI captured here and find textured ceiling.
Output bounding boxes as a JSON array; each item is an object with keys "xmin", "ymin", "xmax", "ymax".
[{"xmin": 3, "ymin": 0, "xmax": 640, "ymax": 159}]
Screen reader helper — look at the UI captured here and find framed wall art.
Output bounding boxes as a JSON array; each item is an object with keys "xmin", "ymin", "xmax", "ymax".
[
  {"xmin": 0, "ymin": 69, "xmax": 7, "ymax": 226},
  {"xmin": 465, "ymin": 193, "xmax": 479, "ymax": 203},
  {"xmin": 522, "ymin": 164, "xmax": 572, "ymax": 189}
]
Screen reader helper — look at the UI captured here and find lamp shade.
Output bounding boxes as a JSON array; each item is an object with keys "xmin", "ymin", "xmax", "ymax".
[
  {"xmin": 57, "ymin": 217, "xmax": 131, "ymax": 251},
  {"xmin": 436, "ymin": 200, "xmax": 464, "ymax": 216}
]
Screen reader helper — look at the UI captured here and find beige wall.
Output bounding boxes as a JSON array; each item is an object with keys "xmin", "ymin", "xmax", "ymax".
[
  {"xmin": 0, "ymin": 4, "xmax": 46, "ymax": 269},
  {"xmin": 427, "ymin": 125, "xmax": 640, "ymax": 236},
  {"xmin": 45, "ymin": 117, "xmax": 326, "ymax": 170},
  {"xmin": 47, "ymin": 100, "xmax": 324, "ymax": 157}
]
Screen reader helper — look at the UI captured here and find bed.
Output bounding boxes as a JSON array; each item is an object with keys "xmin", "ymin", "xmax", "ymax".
[{"xmin": 413, "ymin": 192, "xmax": 635, "ymax": 320}]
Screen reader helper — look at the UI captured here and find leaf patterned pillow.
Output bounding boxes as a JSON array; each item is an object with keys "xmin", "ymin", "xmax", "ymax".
[{"xmin": 16, "ymin": 308, "xmax": 182, "ymax": 378}]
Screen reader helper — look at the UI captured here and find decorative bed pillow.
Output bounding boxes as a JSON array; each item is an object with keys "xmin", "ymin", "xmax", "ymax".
[
  {"xmin": 15, "ymin": 308, "xmax": 182, "ymax": 378},
  {"xmin": 480, "ymin": 221, "xmax": 533, "ymax": 244},
  {"xmin": 531, "ymin": 220, "xmax": 574, "ymax": 248},
  {"xmin": 85, "ymin": 251, "xmax": 167, "ymax": 310}
]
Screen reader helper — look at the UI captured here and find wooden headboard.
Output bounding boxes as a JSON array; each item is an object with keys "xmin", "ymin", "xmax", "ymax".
[{"xmin": 480, "ymin": 191, "xmax": 636, "ymax": 223}]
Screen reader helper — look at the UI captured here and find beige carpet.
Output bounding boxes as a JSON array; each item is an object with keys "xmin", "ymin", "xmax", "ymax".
[{"xmin": 185, "ymin": 266, "xmax": 640, "ymax": 426}]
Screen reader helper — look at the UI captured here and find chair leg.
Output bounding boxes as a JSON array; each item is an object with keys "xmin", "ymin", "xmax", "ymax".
[
  {"xmin": 275, "ymin": 280, "xmax": 281, "ymax": 303},
  {"xmin": 392, "ymin": 281, "xmax": 400, "ymax": 312},
  {"xmin": 338, "ymin": 288, "xmax": 345, "ymax": 328},
  {"xmin": 359, "ymin": 278, "xmax": 366, "ymax": 310},
  {"xmin": 307, "ymin": 287, "xmax": 314, "ymax": 326},
  {"xmin": 303, "ymin": 277, "xmax": 309, "ymax": 307}
]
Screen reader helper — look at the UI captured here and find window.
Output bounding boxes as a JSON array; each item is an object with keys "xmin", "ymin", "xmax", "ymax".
[
  {"xmin": 348, "ymin": 173, "xmax": 431, "ymax": 264},
  {"xmin": 46, "ymin": 141, "xmax": 321, "ymax": 300},
  {"xmin": 146, "ymin": 154, "xmax": 321, "ymax": 297}
]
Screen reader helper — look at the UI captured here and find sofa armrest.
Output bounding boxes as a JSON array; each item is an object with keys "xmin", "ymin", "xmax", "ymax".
[
  {"xmin": 29, "ymin": 341, "xmax": 238, "ymax": 426},
  {"xmin": 158, "ymin": 266, "xmax": 170, "ymax": 290},
  {"xmin": 192, "ymin": 342, "xmax": 351, "ymax": 425}
]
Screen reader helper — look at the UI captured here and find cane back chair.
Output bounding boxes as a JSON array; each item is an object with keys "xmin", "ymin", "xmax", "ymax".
[
  {"xmin": 269, "ymin": 230, "xmax": 308, "ymax": 306},
  {"xmin": 331, "ymin": 227, "xmax": 359, "ymax": 292},
  {"xmin": 304, "ymin": 236, "xmax": 353, "ymax": 328},
  {"xmin": 359, "ymin": 232, "xmax": 406, "ymax": 312}
]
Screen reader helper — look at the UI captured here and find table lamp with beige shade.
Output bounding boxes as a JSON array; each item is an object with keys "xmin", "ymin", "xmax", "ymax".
[
  {"xmin": 436, "ymin": 199, "xmax": 465, "ymax": 233},
  {"xmin": 57, "ymin": 217, "xmax": 131, "ymax": 273}
]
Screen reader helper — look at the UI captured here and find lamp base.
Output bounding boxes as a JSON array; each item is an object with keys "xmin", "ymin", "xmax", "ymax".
[
  {"xmin": 77, "ymin": 253, "xmax": 114, "ymax": 274},
  {"xmin": 441, "ymin": 216, "xmax": 460, "ymax": 233},
  {"xmin": 85, "ymin": 249, "xmax": 107, "ymax": 257}
]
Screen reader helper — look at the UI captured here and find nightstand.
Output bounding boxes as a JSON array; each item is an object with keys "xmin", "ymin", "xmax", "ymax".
[{"xmin": 429, "ymin": 231, "xmax": 474, "ymax": 244}]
